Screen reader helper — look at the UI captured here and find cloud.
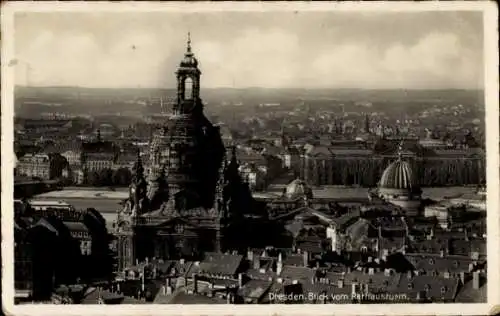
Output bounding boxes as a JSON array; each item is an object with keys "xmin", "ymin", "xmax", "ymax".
[
  {"xmin": 14, "ymin": 13, "xmax": 483, "ymax": 89},
  {"xmin": 309, "ymin": 32, "xmax": 483, "ymax": 89}
]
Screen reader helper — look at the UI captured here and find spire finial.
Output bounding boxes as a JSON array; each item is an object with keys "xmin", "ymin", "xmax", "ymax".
[{"xmin": 187, "ymin": 32, "xmax": 192, "ymax": 53}]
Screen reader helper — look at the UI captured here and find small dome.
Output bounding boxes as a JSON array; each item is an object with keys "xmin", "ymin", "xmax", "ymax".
[
  {"xmin": 285, "ymin": 178, "xmax": 313, "ymax": 200},
  {"xmin": 180, "ymin": 55, "xmax": 198, "ymax": 68},
  {"xmin": 379, "ymin": 159, "xmax": 419, "ymax": 190}
]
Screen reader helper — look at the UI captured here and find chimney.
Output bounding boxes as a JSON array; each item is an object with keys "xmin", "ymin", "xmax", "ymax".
[
  {"xmin": 472, "ymin": 271, "xmax": 480, "ymax": 290},
  {"xmin": 351, "ymin": 282, "xmax": 358, "ymax": 297},
  {"xmin": 193, "ymin": 274, "xmax": 199, "ymax": 294},
  {"xmin": 166, "ymin": 277, "xmax": 171, "ymax": 288},
  {"xmin": 368, "ymin": 268, "xmax": 374, "ymax": 275},
  {"xmin": 364, "ymin": 283, "xmax": 369, "ymax": 295},
  {"xmin": 253, "ymin": 256, "xmax": 260, "ymax": 270},
  {"xmin": 471, "ymin": 251, "xmax": 479, "ymax": 261},
  {"xmin": 337, "ymin": 279, "xmax": 344, "ymax": 289},
  {"xmin": 180, "ymin": 258, "xmax": 185, "ymax": 265},
  {"xmin": 368, "ymin": 256, "xmax": 373, "ymax": 263},
  {"xmin": 440, "ymin": 249, "xmax": 445, "ymax": 258},
  {"xmin": 303, "ymin": 251, "xmax": 309, "ymax": 267},
  {"xmin": 407, "ymin": 271, "xmax": 412, "ymax": 280},
  {"xmin": 468, "ymin": 263, "xmax": 475, "ymax": 272},
  {"xmin": 444, "ymin": 271, "xmax": 450, "ymax": 279},
  {"xmin": 238, "ymin": 273, "xmax": 243, "ymax": 288},
  {"xmin": 161, "ymin": 285, "xmax": 166, "ymax": 295},
  {"xmin": 145, "ymin": 257, "xmax": 149, "ymax": 264},
  {"xmin": 247, "ymin": 250, "xmax": 254, "ymax": 262},
  {"xmin": 459, "ymin": 272, "xmax": 466, "ymax": 284},
  {"xmin": 117, "ymin": 282, "xmax": 121, "ymax": 293},
  {"xmin": 464, "ymin": 229, "xmax": 469, "ymax": 241},
  {"xmin": 276, "ymin": 253, "xmax": 283, "ymax": 275},
  {"xmin": 378, "ymin": 226, "xmax": 382, "ymax": 238},
  {"xmin": 141, "ymin": 272, "xmax": 145, "ymax": 292},
  {"xmin": 166, "ymin": 286, "xmax": 172, "ymax": 295}
]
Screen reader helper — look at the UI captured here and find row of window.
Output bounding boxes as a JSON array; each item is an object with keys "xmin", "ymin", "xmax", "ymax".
[
  {"xmin": 407, "ymin": 282, "xmax": 448, "ymax": 293},
  {"xmin": 80, "ymin": 240, "xmax": 92, "ymax": 256}
]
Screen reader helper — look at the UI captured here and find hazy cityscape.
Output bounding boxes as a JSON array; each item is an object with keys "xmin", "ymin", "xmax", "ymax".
[{"xmin": 10, "ymin": 10, "xmax": 487, "ymax": 305}]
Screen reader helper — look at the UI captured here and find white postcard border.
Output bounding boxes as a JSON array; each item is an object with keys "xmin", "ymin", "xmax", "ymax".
[{"xmin": 2, "ymin": 1, "xmax": 499, "ymax": 315}]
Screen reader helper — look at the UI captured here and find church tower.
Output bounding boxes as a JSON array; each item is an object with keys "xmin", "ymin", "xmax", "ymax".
[
  {"xmin": 174, "ymin": 33, "xmax": 202, "ymax": 115},
  {"xmin": 148, "ymin": 33, "xmax": 225, "ymax": 210},
  {"xmin": 117, "ymin": 33, "xmax": 231, "ymax": 263}
]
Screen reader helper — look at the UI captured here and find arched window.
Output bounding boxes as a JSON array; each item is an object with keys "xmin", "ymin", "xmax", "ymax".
[{"xmin": 184, "ymin": 77, "xmax": 194, "ymax": 100}]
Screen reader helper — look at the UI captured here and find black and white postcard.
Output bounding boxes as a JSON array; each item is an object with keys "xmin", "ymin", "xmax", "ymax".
[{"xmin": 1, "ymin": 2, "xmax": 499, "ymax": 315}]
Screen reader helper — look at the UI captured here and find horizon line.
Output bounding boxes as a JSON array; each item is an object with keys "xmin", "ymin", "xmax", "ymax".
[{"xmin": 14, "ymin": 85, "xmax": 485, "ymax": 92}]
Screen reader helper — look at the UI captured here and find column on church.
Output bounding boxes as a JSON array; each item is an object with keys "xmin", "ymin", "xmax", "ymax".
[{"xmin": 215, "ymin": 226, "xmax": 221, "ymax": 253}]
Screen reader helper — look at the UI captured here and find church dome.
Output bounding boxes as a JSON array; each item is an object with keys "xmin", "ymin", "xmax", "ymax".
[
  {"xmin": 285, "ymin": 178, "xmax": 313, "ymax": 200},
  {"xmin": 379, "ymin": 158, "xmax": 419, "ymax": 190}
]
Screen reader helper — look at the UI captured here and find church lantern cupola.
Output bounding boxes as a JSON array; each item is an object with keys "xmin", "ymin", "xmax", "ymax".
[{"xmin": 175, "ymin": 32, "xmax": 202, "ymax": 114}]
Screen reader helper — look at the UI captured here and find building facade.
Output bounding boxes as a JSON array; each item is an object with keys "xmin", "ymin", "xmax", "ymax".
[
  {"xmin": 17, "ymin": 153, "xmax": 51, "ymax": 180},
  {"xmin": 299, "ymin": 141, "xmax": 485, "ymax": 187},
  {"xmin": 115, "ymin": 35, "xmax": 232, "ymax": 271}
]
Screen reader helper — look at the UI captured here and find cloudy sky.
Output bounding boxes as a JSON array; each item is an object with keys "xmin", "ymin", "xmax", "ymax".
[{"xmin": 14, "ymin": 11, "xmax": 484, "ymax": 89}]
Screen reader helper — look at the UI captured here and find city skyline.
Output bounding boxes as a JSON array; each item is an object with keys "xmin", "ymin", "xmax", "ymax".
[{"xmin": 14, "ymin": 11, "xmax": 484, "ymax": 90}]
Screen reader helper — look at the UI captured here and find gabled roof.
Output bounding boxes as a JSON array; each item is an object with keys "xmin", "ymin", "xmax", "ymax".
[
  {"xmin": 280, "ymin": 266, "xmax": 315, "ymax": 282},
  {"xmin": 80, "ymin": 287, "xmax": 123, "ymax": 304},
  {"xmin": 393, "ymin": 274, "xmax": 460, "ymax": 301},
  {"xmin": 199, "ymin": 252, "xmax": 243, "ymax": 276},
  {"xmin": 33, "ymin": 218, "xmax": 60, "ymax": 236},
  {"xmin": 63, "ymin": 221, "xmax": 89, "ymax": 233},
  {"xmin": 405, "ymin": 254, "xmax": 476, "ymax": 273},
  {"xmin": 237, "ymin": 279, "xmax": 273, "ymax": 301}
]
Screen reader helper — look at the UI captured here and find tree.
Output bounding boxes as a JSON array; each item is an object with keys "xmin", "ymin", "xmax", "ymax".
[
  {"xmin": 49, "ymin": 153, "xmax": 69, "ymax": 180},
  {"xmin": 87, "ymin": 172, "xmax": 100, "ymax": 186},
  {"xmin": 112, "ymin": 168, "xmax": 132, "ymax": 186},
  {"xmin": 98, "ymin": 168, "xmax": 113, "ymax": 186}
]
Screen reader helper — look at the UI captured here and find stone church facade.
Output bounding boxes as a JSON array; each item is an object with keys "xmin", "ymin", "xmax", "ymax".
[{"xmin": 115, "ymin": 34, "xmax": 241, "ymax": 271}]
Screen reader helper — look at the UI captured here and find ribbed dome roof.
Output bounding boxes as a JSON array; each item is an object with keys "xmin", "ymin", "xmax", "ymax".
[
  {"xmin": 379, "ymin": 158, "xmax": 419, "ymax": 190},
  {"xmin": 285, "ymin": 178, "xmax": 313, "ymax": 199}
]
